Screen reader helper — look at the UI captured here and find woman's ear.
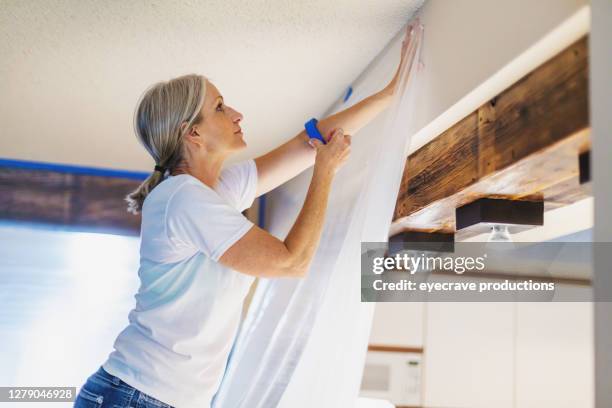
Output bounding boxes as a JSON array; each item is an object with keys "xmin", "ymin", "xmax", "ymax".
[
  {"xmin": 182, "ymin": 123, "xmax": 205, "ymax": 150},
  {"xmin": 180, "ymin": 121, "xmax": 196, "ymax": 137}
]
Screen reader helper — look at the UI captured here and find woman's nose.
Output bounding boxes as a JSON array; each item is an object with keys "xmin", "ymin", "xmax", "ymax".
[{"xmin": 228, "ymin": 106, "xmax": 243, "ymax": 123}]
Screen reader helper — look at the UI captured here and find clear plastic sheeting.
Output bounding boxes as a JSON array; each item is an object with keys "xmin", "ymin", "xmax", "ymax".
[{"xmin": 213, "ymin": 22, "xmax": 424, "ymax": 408}]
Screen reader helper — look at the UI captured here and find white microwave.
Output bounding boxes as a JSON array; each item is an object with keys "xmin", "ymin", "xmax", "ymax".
[{"xmin": 360, "ymin": 350, "xmax": 422, "ymax": 407}]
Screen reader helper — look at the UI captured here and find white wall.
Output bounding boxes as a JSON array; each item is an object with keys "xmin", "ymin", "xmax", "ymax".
[
  {"xmin": 591, "ymin": 1, "xmax": 612, "ymax": 407},
  {"xmin": 423, "ymin": 301, "xmax": 515, "ymax": 408},
  {"xmin": 368, "ymin": 303, "xmax": 424, "ymax": 347},
  {"xmin": 516, "ymin": 301, "xmax": 594, "ymax": 407},
  {"xmin": 402, "ymin": 0, "xmax": 588, "ymax": 153},
  {"xmin": 422, "ymin": 296, "xmax": 593, "ymax": 408}
]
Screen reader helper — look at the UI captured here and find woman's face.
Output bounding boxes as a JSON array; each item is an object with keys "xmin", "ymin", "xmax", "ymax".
[{"xmin": 188, "ymin": 80, "xmax": 245, "ymax": 155}]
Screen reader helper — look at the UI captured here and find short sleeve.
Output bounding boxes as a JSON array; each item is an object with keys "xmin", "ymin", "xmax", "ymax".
[
  {"xmin": 215, "ymin": 159, "xmax": 258, "ymax": 211},
  {"xmin": 165, "ymin": 182, "xmax": 255, "ymax": 262}
]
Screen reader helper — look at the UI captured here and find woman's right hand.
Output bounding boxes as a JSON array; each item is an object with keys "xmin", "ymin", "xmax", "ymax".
[
  {"xmin": 309, "ymin": 128, "xmax": 351, "ymax": 174},
  {"xmin": 221, "ymin": 127, "xmax": 350, "ymax": 279}
]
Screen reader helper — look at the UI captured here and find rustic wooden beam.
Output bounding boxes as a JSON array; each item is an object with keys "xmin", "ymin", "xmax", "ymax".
[
  {"xmin": 0, "ymin": 166, "xmax": 142, "ymax": 235},
  {"xmin": 0, "ymin": 163, "xmax": 264, "ymax": 236},
  {"xmin": 391, "ymin": 36, "xmax": 590, "ymax": 237}
]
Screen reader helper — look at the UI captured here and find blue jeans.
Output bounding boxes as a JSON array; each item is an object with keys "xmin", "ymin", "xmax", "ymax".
[{"xmin": 74, "ymin": 366, "xmax": 173, "ymax": 408}]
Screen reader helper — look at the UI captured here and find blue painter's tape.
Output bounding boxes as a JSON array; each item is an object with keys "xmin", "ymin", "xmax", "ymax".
[
  {"xmin": 0, "ymin": 157, "xmax": 149, "ymax": 180},
  {"xmin": 304, "ymin": 118, "xmax": 326, "ymax": 145},
  {"xmin": 343, "ymin": 86, "xmax": 353, "ymax": 103}
]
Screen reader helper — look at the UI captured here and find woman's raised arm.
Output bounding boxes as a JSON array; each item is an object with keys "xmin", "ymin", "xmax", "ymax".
[{"xmin": 253, "ymin": 25, "xmax": 415, "ymax": 197}]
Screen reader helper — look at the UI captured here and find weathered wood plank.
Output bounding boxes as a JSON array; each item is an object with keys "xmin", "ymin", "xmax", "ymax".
[
  {"xmin": 0, "ymin": 167, "xmax": 142, "ymax": 235},
  {"xmin": 478, "ymin": 37, "xmax": 589, "ymax": 176},
  {"xmin": 391, "ymin": 36, "xmax": 590, "ymax": 237},
  {"xmin": 395, "ymin": 112, "xmax": 479, "ymax": 218},
  {"xmin": 0, "ymin": 168, "xmax": 74, "ymax": 224},
  {"xmin": 71, "ymin": 175, "xmax": 142, "ymax": 232}
]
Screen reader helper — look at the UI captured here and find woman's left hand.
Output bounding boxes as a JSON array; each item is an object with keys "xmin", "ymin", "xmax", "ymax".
[{"xmin": 383, "ymin": 20, "xmax": 421, "ymax": 95}]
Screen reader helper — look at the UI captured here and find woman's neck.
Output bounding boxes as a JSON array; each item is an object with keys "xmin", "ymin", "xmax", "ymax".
[{"xmin": 170, "ymin": 153, "xmax": 227, "ymax": 189}]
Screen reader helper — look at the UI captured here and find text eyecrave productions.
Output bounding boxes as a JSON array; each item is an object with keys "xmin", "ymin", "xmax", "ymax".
[{"xmin": 372, "ymin": 279, "xmax": 555, "ymax": 293}]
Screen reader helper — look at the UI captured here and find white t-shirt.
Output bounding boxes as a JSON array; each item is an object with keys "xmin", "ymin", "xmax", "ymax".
[{"xmin": 103, "ymin": 159, "xmax": 258, "ymax": 408}]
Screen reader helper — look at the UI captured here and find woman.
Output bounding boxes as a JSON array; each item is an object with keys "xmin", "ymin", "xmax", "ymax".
[{"xmin": 74, "ymin": 27, "xmax": 413, "ymax": 408}]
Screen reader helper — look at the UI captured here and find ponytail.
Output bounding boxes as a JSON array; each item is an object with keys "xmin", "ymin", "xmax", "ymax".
[
  {"xmin": 124, "ymin": 74, "xmax": 207, "ymax": 214},
  {"xmin": 125, "ymin": 170, "xmax": 166, "ymax": 215}
]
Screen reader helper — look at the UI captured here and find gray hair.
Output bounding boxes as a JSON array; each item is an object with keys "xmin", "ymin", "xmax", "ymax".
[{"xmin": 125, "ymin": 74, "xmax": 208, "ymax": 215}]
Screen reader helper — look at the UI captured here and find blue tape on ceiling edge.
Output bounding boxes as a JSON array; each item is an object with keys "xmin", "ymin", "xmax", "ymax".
[
  {"xmin": 343, "ymin": 86, "xmax": 353, "ymax": 103},
  {"xmin": 0, "ymin": 157, "xmax": 149, "ymax": 180}
]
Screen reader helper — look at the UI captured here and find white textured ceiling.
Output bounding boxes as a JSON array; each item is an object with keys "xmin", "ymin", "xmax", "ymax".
[{"xmin": 0, "ymin": 0, "xmax": 423, "ymax": 171}]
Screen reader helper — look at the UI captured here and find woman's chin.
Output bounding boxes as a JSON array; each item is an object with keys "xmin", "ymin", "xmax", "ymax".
[{"xmin": 234, "ymin": 133, "xmax": 247, "ymax": 149}]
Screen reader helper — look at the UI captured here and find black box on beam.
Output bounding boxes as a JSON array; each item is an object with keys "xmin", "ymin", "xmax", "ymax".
[
  {"xmin": 388, "ymin": 230, "xmax": 455, "ymax": 254},
  {"xmin": 579, "ymin": 150, "xmax": 591, "ymax": 184},
  {"xmin": 455, "ymin": 198, "xmax": 544, "ymax": 238}
]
